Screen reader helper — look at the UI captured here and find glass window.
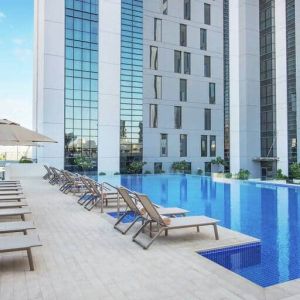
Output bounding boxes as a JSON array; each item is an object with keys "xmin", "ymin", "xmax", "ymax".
[
  {"xmin": 204, "ymin": 108, "xmax": 211, "ymax": 130},
  {"xmin": 150, "ymin": 46, "xmax": 158, "ymax": 70},
  {"xmin": 174, "ymin": 106, "xmax": 182, "ymax": 129},
  {"xmin": 184, "ymin": 0, "xmax": 191, "ymax": 20},
  {"xmin": 204, "ymin": 55, "xmax": 211, "ymax": 77},
  {"xmin": 154, "ymin": 75, "xmax": 162, "ymax": 99},
  {"xmin": 209, "ymin": 82, "xmax": 215, "ymax": 104},
  {"xmin": 160, "ymin": 134, "xmax": 168, "ymax": 157},
  {"xmin": 184, "ymin": 52, "xmax": 191, "ymax": 74},
  {"xmin": 162, "ymin": 0, "xmax": 168, "ymax": 15},
  {"xmin": 180, "ymin": 134, "xmax": 187, "ymax": 157},
  {"xmin": 201, "ymin": 135, "xmax": 207, "ymax": 157},
  {"xmin": 150, "ymin": 104, "xmax": 158, "ymax": 128},
  {"xmin": 180, "ymin": 79, "xmax": 187, "ymax": 102},
  {"xmin": 204, "ymin": 3, "xmax": 211, "ymax": 25},
  {"xmin": 154, "ymin": 18, "xmax": 162, "ymax": 42},
  {"xmin": 174, "ymin": 50, "xmax": 181, "ymax": 73},
  {"xmin": 200, "ymin": 28, "xmax": 207, "ymax": 50},
  {"xmin": 210, "ymin": 135, "xmax": 216, "ymax": 157},
  {"xmin": 180, "ymin": 24, "xmax": 187, "ymax": 46}
]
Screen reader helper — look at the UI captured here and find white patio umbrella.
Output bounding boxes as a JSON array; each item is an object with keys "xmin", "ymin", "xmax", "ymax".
[{"xmin": 0, "ymin": 119, "xmax": 57, "ymax": 145}]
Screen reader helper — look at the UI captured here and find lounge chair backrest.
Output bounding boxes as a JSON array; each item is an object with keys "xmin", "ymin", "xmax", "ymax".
[
  {"xmin": 136, "ymin": 194, "xmax": 165, "ymax": 225},
  {"xmin": 87, "ymin": 179, "xmax": 101, "ymax": 196},
  {"xmin": 44, "ymin": 165, "xmax": 51, "ymax": 175},
  {"xmin": 118, "ymin": 188, "xmax": 140, "ymax": 214},
  {"xmin": 81, "ymin": 176, "xmax": 94, "ymax": 193}
]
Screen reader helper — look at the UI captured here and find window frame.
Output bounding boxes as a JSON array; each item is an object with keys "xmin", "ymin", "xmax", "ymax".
[
  {"xmin": 204, "ymin": 3, "xmax": 211, "ymax": 25},
  {"xmin": 149, "ymin": 104, "xmax": 158, "ymax": 128},
  {"xmin": 160, "ymin": 133, "xmax": 168, "ymax": 157},
  {"xmin": 180, "ymin": 134, "xmax": 188, "ymax": 157},
  {"xmin": 150, "ymin": 46, "xmax": 158, "ymax": 70},
  {"xmin": 174, "ymin": 106, "xmax": 182, "ymax": 129}
]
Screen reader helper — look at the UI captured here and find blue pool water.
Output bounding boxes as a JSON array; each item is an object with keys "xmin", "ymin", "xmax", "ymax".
[{"xmin": 100, "ymin": 174, "xmax": 300, "ymax": 287}]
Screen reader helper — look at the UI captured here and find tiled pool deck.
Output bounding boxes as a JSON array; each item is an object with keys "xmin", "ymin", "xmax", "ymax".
[{"xmin": 0, "ymin": 177, "xmax": 299, "ymax": 300}]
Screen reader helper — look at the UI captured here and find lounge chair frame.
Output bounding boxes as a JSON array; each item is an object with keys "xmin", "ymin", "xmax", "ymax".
[{"xmin": 132, "ymin": 194, "xmax": 219, "ymax": 249}]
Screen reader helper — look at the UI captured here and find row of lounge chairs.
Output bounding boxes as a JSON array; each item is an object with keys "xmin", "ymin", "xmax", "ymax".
[
  {"xmin": 43, "ymin": 166, "xmax": 219, "ymax": 249},
  {"xmin": 0, "ymin": 180, "xmax": 42, "ymax": 270}
]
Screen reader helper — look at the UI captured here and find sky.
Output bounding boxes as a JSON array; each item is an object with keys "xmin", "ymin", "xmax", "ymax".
[{"xmin": 0, "ymin": 0, "xmax": 34, "ymax": 128}]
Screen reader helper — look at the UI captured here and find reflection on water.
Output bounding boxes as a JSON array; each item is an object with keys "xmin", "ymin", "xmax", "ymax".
[{"xmin": 111, "ymin": 174, "xmax": 300, "ymax": 287}]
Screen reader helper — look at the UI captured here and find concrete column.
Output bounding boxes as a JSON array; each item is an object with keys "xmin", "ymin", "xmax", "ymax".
[
  {"xmin": 98, "ymin": 0, "xmax": 121, "ymax": 174},
  {"xmin": 275, "ymin": 0, "xmax": 288, "ymax": 174},
  {"xmin": 229, "ymin": 0, "xmax": 261, "ymax": 177},
  {"xmin": 33, "ymin": 0, "xmax": 65, "ymax": 168}
]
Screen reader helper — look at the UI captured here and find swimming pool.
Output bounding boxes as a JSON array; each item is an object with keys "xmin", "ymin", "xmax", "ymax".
[{"xmin": 101, "ymin": 174, "xmax": 300, "ymax": 287}]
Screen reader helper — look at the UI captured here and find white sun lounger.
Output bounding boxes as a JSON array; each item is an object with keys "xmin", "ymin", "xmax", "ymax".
[
  {"xmin": 0, "ymin": 195, "xmax": 25, "ymax": 202},
  {"xmin": 0, "ymin": 235, "xmax": 42, "ymax": 270},
  {"xmin": 0, "ymin": 191, "xmax": 23, "ymax": 196},
  {"xmin": 0, "ymin": 208, "xmax": 32, "ymax": 221},
  {"xmin": 0, "ymin": 202, "xmax": 28, "ymax": 209},
  {"xmin": 0, "ymin": 221, "xmax": 35, "ymax": 234},
  {"xmin": 0, "ymin": 187, "xmax": 22, "ymax": 191}
]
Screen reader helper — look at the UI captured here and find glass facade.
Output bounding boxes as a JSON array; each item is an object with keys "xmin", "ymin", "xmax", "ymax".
[
  {"xmin": 120, "ymin": 0, "xmax": 143, "ymax": 173},
  {"xmin": 260, "ymin": 0, "xmax": 276, "ymax": 159},
  {"xmin": 286, "ymin": 0, "xmax": 297, "ymax": 164},
  {"xmin": 223, "ymin": 0, "xmax": 230, "ymax": 171},
  {"xmin": 64, "ymin": 0, "xmax": 99, "ymax": 172}
]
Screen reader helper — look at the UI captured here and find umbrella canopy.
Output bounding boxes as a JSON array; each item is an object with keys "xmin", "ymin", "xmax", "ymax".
[{"xmin": 0, "ymin": 119, "xmax": 57, "ymax": 146}]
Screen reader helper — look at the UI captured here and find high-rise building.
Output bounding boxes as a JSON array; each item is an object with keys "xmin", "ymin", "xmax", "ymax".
[{"xmin": 33, "ymin": 0, "xmax": 300, "ymax": 178}]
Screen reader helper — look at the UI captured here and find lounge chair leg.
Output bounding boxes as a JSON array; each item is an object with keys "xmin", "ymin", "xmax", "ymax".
[
  {"xmin": 213, "ymin": 224, "xmax": 219, "ymax": 240},
  {"xmin": 165, "ymin": 229, "xmax": 168, "ymax": 237},
  {"xmin": 21, "ymin": 214, "xmax": 25, "ymax": 221},
  {"xmin": 27, "ymin": 248, "xmax": 34, "ymax": 271},
  {"xmin": 115, "ymin": 215, "xmax": 142, "ymax": 235},
  {"xmin": 197, "ymin": 226, "xmax": 200, "ymax": 232}
]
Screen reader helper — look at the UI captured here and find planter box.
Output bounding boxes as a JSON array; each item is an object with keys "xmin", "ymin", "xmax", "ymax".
[
  {"xmin": 212, "ymin": 172, "xmax": 225, "ymax": 179},
  {"xmin": 293, "ymin": 179, "xmax": 300, "ymax": 184}
]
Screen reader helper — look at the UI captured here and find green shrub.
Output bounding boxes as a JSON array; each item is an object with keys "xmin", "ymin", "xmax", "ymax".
[
  {"xmin": 172, "ymin": 160, "xmax": 191, "ymax": 174},
  {"xmin": 127, "ymin": 161, "xmax": 147, "ymax": 174},
  {"xmin": 99, "ymin": 172, "xmax": 106, "ymax": 176},
  {"xmin": 144, "ymin": 170, "xmax": 151, "ymax": 175},
  {"xmin": 236, "ymin": 169, "xmax": 250, "ymax": 180},
  {"xmin": 290, "ymin": 163, "xmax": 300, "ymax": 179},
  {"xmin": 275, "ymin": 169, "xmax": 288, "ymax": 180},
  {"xmin": 114, "ymin": 172, "xmax": 120, "ymax": 175},
  {"xmin": 225, "ymin": 172, "xmax": 232, "ymax": 179},
  {"xmin": 74, "ymin": 156, "xmax": 93, "ymax": 171},
  {"xmin": 19, "ymin": 156, "xmax": 33, "ymax": 163},
  {"xmin": 197, "ymin": 169, "xmax": 203, "ymax": 175}
]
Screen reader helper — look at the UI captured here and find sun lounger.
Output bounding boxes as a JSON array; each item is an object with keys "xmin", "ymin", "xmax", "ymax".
[
  {"xmin": 0, "ymin": 208, "xmax": 32, "ymax": 221},
  {"xmin": 132, "ymin": 193, "xmax": 219, "ymax": 249},
  {"xmin": 0, "ymin": 187, "xmax": 22, "ymax": 191},
  {"xmin": 0, "ymin": 195, "xmax": 25, "ymax": 202},
  {"xmin": 84, "ymin": 180, "xmax": 120, "ymax": 212},
  {"xmin": 0, "ymin": 235, "xmax": 42, "ymax": 270},
  {"xmin": 0, "ymin": 191, "xmax": 23, "ymax": 197},
  {"xmin": 0, "ymin": 202, "xmax": 28, "ymax": 209},
  {"xmin": 0, "ymin": 221, "xmax": 35, "ymax": 234},
  {"xmin": 0, "ymin": 181, "xmax": 20, "ymax": 184},
  {"xmin": 114, "ymin": 188, "xmax": 189, "ymax": 234},
  {"xmin": 43, "ymin": 165, "xmax": 52, "ymax": 180}
]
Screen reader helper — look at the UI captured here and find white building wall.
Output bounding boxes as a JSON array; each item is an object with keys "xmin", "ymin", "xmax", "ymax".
[
  {"xmin": 275, "ymin": 0, "xmax": 288, "ymax": 174},
  {"xmin": 229, "ymin": 0, "xmax": 261, "ymax": 177},
  {"xmin": 143, "ymin": 0, "xmax": 224, "ymax": 174},
  {"xmin": 98, "ymin": 0, "xmax": 121, "ymax": 174},
  {"xmin": 33, "ymin": 0, "xmax": 65, "ymax": 168},
  {"xmin": 296, "ymin": 0, "xmax": 300, "ymax": 161}
]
